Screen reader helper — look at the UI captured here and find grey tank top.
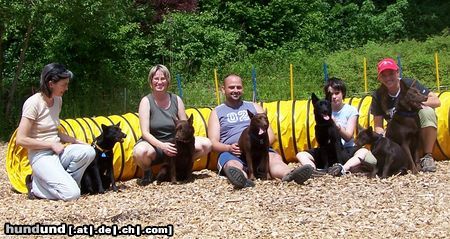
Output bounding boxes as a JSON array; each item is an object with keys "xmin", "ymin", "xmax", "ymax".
[
  {"xmin": 147, "ymin": 93, "xmax": 178, "ymax": 142},
  {"xmin": 215, "ymin": 101, "xmax": 257, "ymax": 145}
]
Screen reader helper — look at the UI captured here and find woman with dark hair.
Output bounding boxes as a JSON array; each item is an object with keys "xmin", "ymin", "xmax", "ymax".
[
  {"xmin": 16, "ymin": 63, "xmax": 96, "ymax": 201},
  {"xmin": 296, "ymin": 77, "xmax": 369, "ymax": 176}
]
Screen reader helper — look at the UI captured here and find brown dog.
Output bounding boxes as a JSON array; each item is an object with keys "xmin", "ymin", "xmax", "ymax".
[
  {"xmin": 156, "ymin": 115, "xmax": 195, "ymax": 182},
  {"xmin": 356, "ymin": 126, "xmax": 411, "ymax": 178},
  {"xmin": 384, "ymin": 80, "xmax": 427, "ymax": 173},
  {"xmin": 238, "ymin": 110, "xmax": 270, "ymax": 180}
]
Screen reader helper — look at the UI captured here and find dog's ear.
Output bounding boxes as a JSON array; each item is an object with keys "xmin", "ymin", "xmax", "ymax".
[
  {"xmin": 311, "ymin": 93, "xmax": 319, "ymax": 104},
  {"xmin": 357, "ymin": 124, "xmax": 365, "ymax": 132},
  {"xmin": 188, "ymin": 114, "xmax": 194, "ymax": 125},
  {"xmin": 367, "ymin": 126, "xmax": 373, "ymax": 133},
  {"xmin": 410, "ymin": 79, "xmax": 417, "ymax": 88},
  {"xmin": 399, "ymin": 79, "xmax": 408, "ymax": 91},
  {"xmin": 101, "ymin": 124, "xmax": 108, "ymax": 132},
  {"xmin": 115, "ymin": 122, "xmax": 121, "ymax": 127},
  {"xmin": 247, "ymin": 109, "xmax": 254, "ymax": 119}
]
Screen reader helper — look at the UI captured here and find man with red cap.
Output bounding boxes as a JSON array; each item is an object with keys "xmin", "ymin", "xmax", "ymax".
[{"xmin": 370, "ymin": 58, "xmax": 441, "ymax": 172}]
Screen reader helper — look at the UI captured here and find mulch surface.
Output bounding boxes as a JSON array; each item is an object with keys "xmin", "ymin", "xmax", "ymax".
[{"xmin": 0, "ymin": 142, "xmax": 449, "ymax": 238}]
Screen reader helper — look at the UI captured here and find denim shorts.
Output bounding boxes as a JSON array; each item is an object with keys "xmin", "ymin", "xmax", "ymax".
[{"xmin": 217, "ymin": 148, "xmax": 276, "ymax": 175}]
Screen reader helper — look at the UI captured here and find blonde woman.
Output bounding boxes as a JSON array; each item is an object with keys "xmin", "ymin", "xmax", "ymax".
[{"xmin": 133, "ymin": 64, "xmax": 212, "ymax": 185}]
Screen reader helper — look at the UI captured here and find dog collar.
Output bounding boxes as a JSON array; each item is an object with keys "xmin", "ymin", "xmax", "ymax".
[
  {"xmin": 394, "ymin": 110, "xmax": 418, "ymax": 117},
  {"xmin": 250, "ymin": 132, "xmax": 267, "ymax": 145},
  {"xmin": 371, "ymin": 134, "xmax": 384, "ymax": 150},
  {"xmin": 315, "ymin": 120, "xmax": 333, "ymax": 127},
  {"xmin": 92, "ymin": 141, "xmax": 109, "ymax": 153}
]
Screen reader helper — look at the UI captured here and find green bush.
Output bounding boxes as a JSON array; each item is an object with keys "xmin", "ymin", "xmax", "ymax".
[{"xmin": 181, "ymin": 34, "xmax": 449, "ymax": 107}]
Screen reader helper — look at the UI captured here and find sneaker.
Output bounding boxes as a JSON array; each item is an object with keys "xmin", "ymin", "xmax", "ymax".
[
  {"xmin": 420, "ymin": 154, "xmax": 436, "ymax": 172},
  {"xmin": 25, "ymin": 174, "xmax": 36, "ymax": 200},
  {"xmin": 282, "ymin": 165, "xmax": 313, "ymax": 184},
  {"xmin": 328, "ymin": 163, "xmax": 346, "ymax": 177},
  {"xmin": 137, "ymin": 170, "xmax": 153, "ymax": 186},
  {"xmin": 224, "ymin": 166, "xmax": 255, "ymax": 189},
  {"xmin": 311, "ymin": 168, "xmax": 328, "ymax": 178}
]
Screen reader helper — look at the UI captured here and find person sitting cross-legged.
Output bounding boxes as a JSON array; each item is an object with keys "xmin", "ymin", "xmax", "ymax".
[{"xmin": 208, "ymin": 74, "xmax": 313, "ymax": 189}]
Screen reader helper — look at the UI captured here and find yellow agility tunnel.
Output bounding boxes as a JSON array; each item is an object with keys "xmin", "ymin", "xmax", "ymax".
[{"xmin": 6, "ymin": 93, "xmax": 450, "ymax": 193}]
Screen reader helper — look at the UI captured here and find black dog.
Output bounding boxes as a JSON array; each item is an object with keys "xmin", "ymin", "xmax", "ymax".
[
  {"xmin": 156, "ymin": 115, "xmax": 195, "ymax": 182},
  {"xmin": 311, "ymin": 93, "xmax": 345, "ymax": 169},
  {"xmin": 356, "ymin": 126, "xmax": 411, "ymax": 178},
  {"xmin": 238, "ymin": 110, "xmax": 270, "ymax": 180},
  {"xmin": 81, "ymin": 123, "xmax": 126, "ymax": 194},
  {"xmin": 384, "ymin": 80, "xmax": 428, "ymax": 173}
]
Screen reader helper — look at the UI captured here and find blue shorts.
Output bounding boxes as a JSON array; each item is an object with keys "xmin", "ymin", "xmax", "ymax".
[{"xmin": 217, "ymin": 148, "xmax": 276, "ymax": 175}]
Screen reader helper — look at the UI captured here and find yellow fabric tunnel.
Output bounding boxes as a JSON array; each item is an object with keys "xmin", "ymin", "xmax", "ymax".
[{"xmin": 6, "ymin": 93, "xmax": 450, "ymax": 193}]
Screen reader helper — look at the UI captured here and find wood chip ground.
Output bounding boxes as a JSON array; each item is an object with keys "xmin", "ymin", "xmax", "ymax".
[{"xmin": 0, "ymin": 143, "xmax": 449, "ymax": 238}]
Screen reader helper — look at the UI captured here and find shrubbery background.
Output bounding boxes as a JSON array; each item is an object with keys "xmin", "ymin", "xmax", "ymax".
[{"xmin": 0, "ymin": 0, "xmax": 449, "ymax": 140}]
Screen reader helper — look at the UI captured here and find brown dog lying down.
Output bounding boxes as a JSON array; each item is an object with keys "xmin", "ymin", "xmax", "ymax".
[
  {"xmin": 356, "ymin": 126, "xmax": 412, "ymax": 178},
  {"xmin": 156, "ymin": 115, "xmax": 195, "ymax": 183},
  {"xmin": 238, "ymin": 110, "xmax": 270, "ymax": 180}
]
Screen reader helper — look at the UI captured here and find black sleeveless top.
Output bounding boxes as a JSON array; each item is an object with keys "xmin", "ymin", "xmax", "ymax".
[{"xmin": 370, "ymin": 78, "xmax": 429, "ymax": 121}]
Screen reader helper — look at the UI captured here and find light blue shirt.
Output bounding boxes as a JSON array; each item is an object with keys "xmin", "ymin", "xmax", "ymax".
[
  {"xmin": 215, "ymin": 101, "xmax": 257, "ymax": 145},
  {"xmin": 332, "ymin": 104, "xmax": 359, "ymax": 148}
]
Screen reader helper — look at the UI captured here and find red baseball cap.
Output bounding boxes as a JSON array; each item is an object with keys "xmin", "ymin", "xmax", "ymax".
[{"xmin": 377, "ymin": 58, "xmax": 399, "ymax": 76}]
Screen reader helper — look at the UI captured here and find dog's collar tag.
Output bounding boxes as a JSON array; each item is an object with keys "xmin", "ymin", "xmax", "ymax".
[{"xmin": 101, "ymin": 153, "xmax": 107, "ymax": 158}]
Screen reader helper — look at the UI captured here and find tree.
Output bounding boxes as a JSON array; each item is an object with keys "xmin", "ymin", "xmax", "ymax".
[
  {"xmin": 151, "ymin": 11, "xmax": 246, "ymax": 75},
  {"xmin": 0, "ymin": 0, "xmax": 151, "ymax": 139},
  {"xmin": 3, "ymin": 0, "xmax": 45, "ymax": 121}
]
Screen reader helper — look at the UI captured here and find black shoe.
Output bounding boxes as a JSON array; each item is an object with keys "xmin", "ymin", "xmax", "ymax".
[
  {"xmin": 224, "ymin": 166, "xmax": 255, "ymax": 189},
  {"xmin": 311, "ymin": 168, "xmax": 328, "ymax": 178},
  {"xmin": 25, "ymin": 174, "xmax": 36, "ymax": 200},
  {"xmin": 282, "ymin": 165, "xmax": 313, "ymax": 184},
  {"xmin": 137, "ymin": 170, "xmax": 153, "ymax": 186},
  {"xmin": 328, "ymin": 163, "xmax": 345, "ymax": 176}
]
